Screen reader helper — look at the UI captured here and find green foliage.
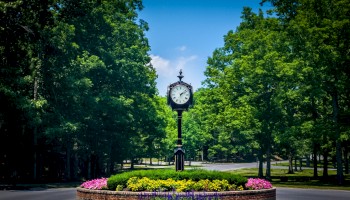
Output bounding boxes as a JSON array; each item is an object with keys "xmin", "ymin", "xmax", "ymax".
[
  {"xmin": 107, "ymin": 169, "xmax": 247, "ymax": 191},
  {"xmin": 191, "ymin": 0, "xmax": 350, "ymax": 181},
  {"xmin": 202, "ymin": 7, "xmax": 292, "ymax": 177},
  {"xmin": 0, "ymin": 0, "xmax": 165, "ymax": 182},
  {"xmin": 126, "ymin": 177, "xmax": 235, "ymax": 192},
  {"xmin": 157, "ymin": 97, "xmax": 178, "ymax": 161},
  {"xmin": 263, "ymin": 0, "xmax": 350, "ymax": 182}
]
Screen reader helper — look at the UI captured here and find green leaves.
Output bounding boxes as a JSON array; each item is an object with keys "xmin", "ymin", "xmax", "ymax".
[
  {"xmin": 194, "ymin": 0, "xmax": 350, "ymax": 180},
  {"xmin": 0, "ymin": 0, "xmax": 165, "ymax": 180}
]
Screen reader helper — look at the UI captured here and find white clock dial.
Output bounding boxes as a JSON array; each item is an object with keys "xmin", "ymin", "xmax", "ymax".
[{"xmin": 170, "ymin": 84, "xmax": 190, "ymax": 105}]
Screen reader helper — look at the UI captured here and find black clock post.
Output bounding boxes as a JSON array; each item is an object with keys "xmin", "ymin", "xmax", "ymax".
[{"xmin": 167, "ymin": 70, "xmax": 193, "ymax": 171}]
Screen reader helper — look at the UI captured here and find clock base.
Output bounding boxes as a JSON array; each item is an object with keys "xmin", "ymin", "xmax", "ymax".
[{"xmin": 174, "ymin": 147, "xmax": 185, "ymax": 171}]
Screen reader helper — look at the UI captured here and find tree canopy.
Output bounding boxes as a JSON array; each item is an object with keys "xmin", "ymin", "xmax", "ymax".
[
  {"xmin": 1, "ymin": 0, "xmax": 164, "ymax": 181},
  {"xmin": 190, "ymin": 0, "xmax": 350, "ymax": 183}
]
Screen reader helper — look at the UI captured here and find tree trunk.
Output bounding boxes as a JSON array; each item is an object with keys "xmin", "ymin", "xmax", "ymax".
[
  {"xmin": 203, "ymin": 146, "xmax": 209, "ymax": 161},
  {"xmin": 33, "ymin": 126, "xmax": 37, "ymax": 181},
  {"xmin": 335, "ymin": 139, "xmax": 343, "ymax": 183},
  {"xmin": 130, "ymin": 158, "xmax": 134, "ymax": 169},
  {"xmin": 331, "ymin": 90, "xmax": 343, "ymax": 185},
  {"xmin": 87, "ymin": 157, "xmax": 91, "ymax": 180},
  {"xmin": 167, "ymin": 156, "xmax": 171, "ymax": 165},
  {"xmin": 323, "ymin": 149, "xmax": 329, "ymax": 178},
  {"xmin": 311, "ymin": 96, "xmax": 318, "ymax": 178},
  {"xmin": 73, "ymin": 153, "xmax": 78, "ymax": 180},
  {"xmin": 313, "ymin": 144, "xmax": 318, "ymax": 178},
  {"xmin": 266, "ymin": 146, "xmax": 271, "ymax": 180},
  {"xmin": 66, "ymin": 145, "xmax": 71, "ymax": 181},
  {"xmin": 288, "ymin": 153, "xmax": 293, "ymax": 174},
  {"xmin": 107, "ymin": 145, "xmax": 113, "ymax": 175},
  {"xmin": 294, "ymin": 157, "xmax": 298, "ymax": 172},
  {"xmin": 306, "ymin": 155, "xmax": 310, "ymax": 167},
  {"xmin": 258, "ymin": 150, "xmax": 264, "ymax": 178},
  {"xmin": 33, "ymin": 76, "xmax": 39, "ymax": 181},
  {"xmin": 344, "ymin": 145, "xmax": 349, "ymax": 174},
  {"xmin": 299, "ymin": 157, "xmax": 302, "ymax": 171},
  {"xmin": 108, "ymin": 160, "xmax": 114, "ymax": 175}
]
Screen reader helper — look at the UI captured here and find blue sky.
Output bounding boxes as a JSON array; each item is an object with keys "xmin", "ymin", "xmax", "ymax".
[{"xmin": 138, "ymin": 0, "xmax": 272, "ymax": 96}]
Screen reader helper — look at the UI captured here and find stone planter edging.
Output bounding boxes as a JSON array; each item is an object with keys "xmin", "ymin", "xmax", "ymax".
[{"xmin": 77, "ymin": 187, "xmax": 276, "ymax": 200}]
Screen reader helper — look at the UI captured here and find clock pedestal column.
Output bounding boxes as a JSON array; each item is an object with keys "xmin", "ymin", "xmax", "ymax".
[
  {"xmin": 174, "ymin": 110, "xmax": 185, "ymax": 171},
  {"xmin": 167, "ymin": 70, "xmax": 193, "ymax": 172}
]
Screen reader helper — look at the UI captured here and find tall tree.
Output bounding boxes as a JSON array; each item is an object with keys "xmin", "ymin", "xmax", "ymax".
[
  {"xmin": 204, "ymin": 7, "xmax": 308, "ymax": 179},
  {"xmin": 1, "ymin": 0, "xmax": 162, "ymax": 181},
  {"xmin": 263, "ymin": 0, "xmax": 350, "ymax": 184},
  {"xmin": 1, "ymin": 0, "xmax": 56, "ymax": 181}
]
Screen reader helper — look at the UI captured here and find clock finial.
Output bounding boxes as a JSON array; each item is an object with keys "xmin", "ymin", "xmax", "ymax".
[{"xmin": 177, "ymin": 69, "xmax": 184, "ymax": 81}]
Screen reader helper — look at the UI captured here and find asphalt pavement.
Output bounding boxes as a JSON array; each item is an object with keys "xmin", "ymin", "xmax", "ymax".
[
  {"xmin": 0, "ymin": 188, "xmax": 76, "ymax": 200},
  {"xmin": 1, "ymin": 187, "xmax": 349, "ymax": 200},
  {"xmin": 276, "ymin": 187, "xmax": 350, "ymax": 200}
]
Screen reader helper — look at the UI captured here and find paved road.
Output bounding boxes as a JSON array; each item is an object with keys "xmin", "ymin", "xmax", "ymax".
[
  {"xmin": 277, "ymin": 187, "xmax": 350, "ymax": 200},
  {"xmin": 1, "ymin": 187, "xmax": 349, "ymax": 200},
  {"xmin": 198, "ymin": 161, "xmax": 260, "ymax": 171},
  {"xmin": 196, "ymin": 161, "xmax": 330, "ymax": 172},
  {"xmin": 0, "ymin": 188, "xmax": 76, "ymax": 200}
]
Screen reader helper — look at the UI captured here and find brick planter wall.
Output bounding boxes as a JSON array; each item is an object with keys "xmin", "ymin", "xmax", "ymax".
[{"xmin": 77, "ymin": 187, "xmax": 276, "ymax": 200}]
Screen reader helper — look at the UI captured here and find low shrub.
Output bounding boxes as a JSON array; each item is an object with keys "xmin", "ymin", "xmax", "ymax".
[
  {"xmin": 126, "ymin": 177, "xmax": 237, "ymax": 192},
  {"xmin": 107, "ymin": 169, "xmax": 247, "ymax": 191}
]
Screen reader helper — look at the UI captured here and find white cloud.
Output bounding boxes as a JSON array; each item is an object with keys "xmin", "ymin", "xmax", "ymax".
[
  {"xmin": 150, "ymin": 54, "xmax": 172, "ymax": 77},
  {"xmin": 150, "ymin": 54, "xmax": 197, "ymax": 78},
  {"xmin": 150, "ymin": 54, "xmax": 199, "ymax": 95},
  {"xmin": 177, "ymin": 45, "xmax": 187, "ymax": 52},
  {"xmin": 176, "ymin": 55, "xmax": 197, "ymax": 71}
]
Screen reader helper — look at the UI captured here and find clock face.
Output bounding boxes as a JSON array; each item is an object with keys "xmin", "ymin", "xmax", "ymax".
[{"xmin": 170, "ymin": 84, "xmax": 190, "ymax": 105}]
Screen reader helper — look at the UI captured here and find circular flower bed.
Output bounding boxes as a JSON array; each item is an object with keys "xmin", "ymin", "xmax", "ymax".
[{"xmin": 77, "ymin": 169, "xmax": 276, "ymax": 200}]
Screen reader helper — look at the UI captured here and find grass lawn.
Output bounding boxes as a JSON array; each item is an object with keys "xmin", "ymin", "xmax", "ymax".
[
  {"xmin": 231, "ymin": 168, "xmax": 350, "ymax": 191},
  {"xmin": 272, "ymin": 161, "xmax": 334, "ymax": 169}
]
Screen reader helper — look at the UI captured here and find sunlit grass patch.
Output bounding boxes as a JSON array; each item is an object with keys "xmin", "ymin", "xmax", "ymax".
[{"xmin": 231, "ymin": 168, "xmax": 350, "ymax": 191}]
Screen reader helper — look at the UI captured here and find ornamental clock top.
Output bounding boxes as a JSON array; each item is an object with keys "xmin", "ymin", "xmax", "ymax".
[
  {"xmin": 177, "ymin": 69, "xmax": 184, "ymax": 81},
  {"xmin": 167, "ymin": 70, "xmax": 193, "ymax": 111}
]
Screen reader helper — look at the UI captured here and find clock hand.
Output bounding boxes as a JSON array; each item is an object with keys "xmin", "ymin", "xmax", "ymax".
[{"xmin": 180, "ymin": 90, "xmax": 187, "ymax": 96}]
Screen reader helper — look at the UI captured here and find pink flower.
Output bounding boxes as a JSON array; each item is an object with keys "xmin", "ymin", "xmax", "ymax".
[
  {"xmin": 245, "ymin": 178, "xmax": 272, "ymax": 190},
  {"xmin": 80, "ymin": 177, "xmax": 108, "ymax": 190}
]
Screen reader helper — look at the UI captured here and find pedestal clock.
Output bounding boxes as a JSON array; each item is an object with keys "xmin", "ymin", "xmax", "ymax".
[{"xmin": 167, "ymin": 70, "xmax": 193, "ymax": 171}]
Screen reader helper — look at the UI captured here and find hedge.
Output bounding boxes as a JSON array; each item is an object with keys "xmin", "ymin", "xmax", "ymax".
[{"xmin": 107, "ymin": 169, "xmax": 247, "ymax": 191}]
